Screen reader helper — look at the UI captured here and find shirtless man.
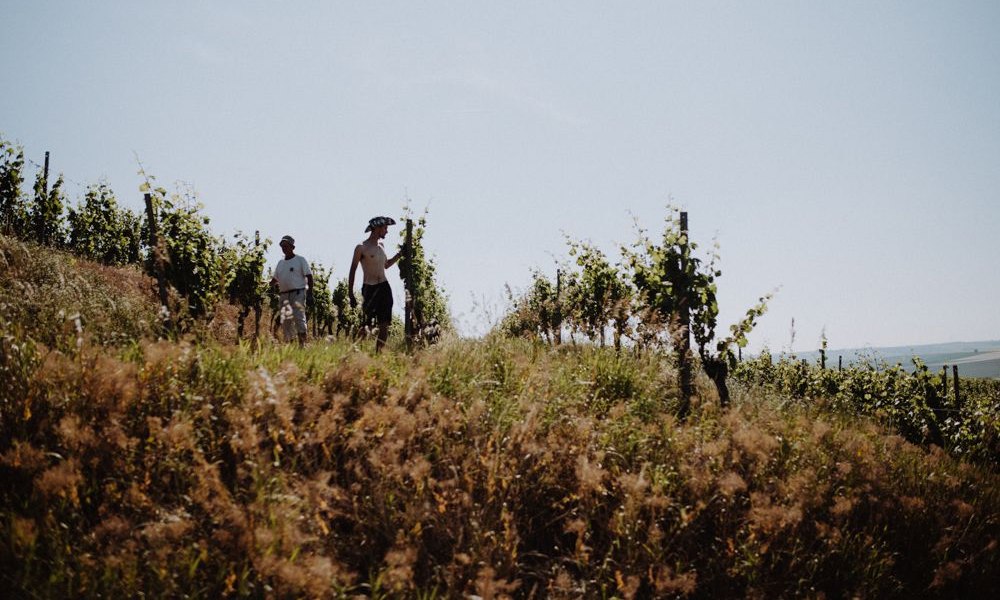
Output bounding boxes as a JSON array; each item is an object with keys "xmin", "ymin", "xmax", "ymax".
[{"xmin": 349, "ymin": 216, "xmax": 403, "ymax": 353}]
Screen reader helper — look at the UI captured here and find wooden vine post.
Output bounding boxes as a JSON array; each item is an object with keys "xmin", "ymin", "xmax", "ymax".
[
  {"xmin": 143, "ymin": 192, "xmax": 171, "ymax": 332},
  {"xmin": 677, "ymin": 211, "xmax": 693, "ymax": 415},
  {"xmin": 254, "ymin": 231, "xmax": 263, "ymax": 338},
  {"xmin": 42, "ymin": 151, "xmax": 49, "ymax": 196},
  {"xmin": 309, "ymin": 270, "xmax": 316, "ymax": 337},
  {"xmin": 253, "ymin": 229, "xmax": 264, "ymax": 341},
  {"xmin": 555, "ymin": 269, "xmax": 563, "ymax": 346},
  {"xmin": 403, "ymin": 219, "xmax": 415, "ymax": 349},
  {"xmin": 953, "ymin": 365, "xmax": 961, "ymax": 411}
]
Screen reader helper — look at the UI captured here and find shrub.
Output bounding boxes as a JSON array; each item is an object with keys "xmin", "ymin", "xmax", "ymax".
[
  {"xmin": 142, "ymin": 182, "xmax": 229, "ymax": 320},
  {"xmin": 223, "ymin": 231, "xmax": 269, "ymax": 339},
  {"xmin": 398, "ymin": 207, "xmax": 452, "ymax": 345},
  {"xmin": 67, "ymin": 182, "xmax": 142, "ymax": 266},
  {"xmin": 28, "ymin": 172, "xmax": 66, "ymax": 247},
  {"xmin": 0, "ymin": 136, "xmax": 28, "ymax": 236}
]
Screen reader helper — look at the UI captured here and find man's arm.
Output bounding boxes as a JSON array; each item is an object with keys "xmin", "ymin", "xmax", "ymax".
[
  {"xmin": 269, "ymin": 265, "xmax": 279, "ymax": 290},
  {"xmin": 348, "ymin": 245, "xmax": 362, "ymax": 306},
  {"xmin": 301, "ymin": 256, "xmax": 314, "ymax": 290},
  {"xmin": 384, "ymin": 246, "xmax": 403, "ymax": 269}
]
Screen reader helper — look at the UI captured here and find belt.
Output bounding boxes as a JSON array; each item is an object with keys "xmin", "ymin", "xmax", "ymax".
[{"xmin": 279, "ymin": 288, "xmax": 305, "ymax": 295}]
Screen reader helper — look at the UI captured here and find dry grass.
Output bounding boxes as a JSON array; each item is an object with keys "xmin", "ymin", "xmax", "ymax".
[
  {"xmin": 1, "ymin": 334, "xmax": 998, "ymax": 598},
  {"xmin": 1, "ymin": 235, "xmax": 999, "ymax": 598},
  {"xmin": 0, "ymin": 235, "xmax": 158, "ymax": 347}
]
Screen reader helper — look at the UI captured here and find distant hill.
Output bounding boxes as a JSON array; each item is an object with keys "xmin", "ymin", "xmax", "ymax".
[{"xmin": 789, "ymin": 340, "xmax": 1000, "ymax": 379}]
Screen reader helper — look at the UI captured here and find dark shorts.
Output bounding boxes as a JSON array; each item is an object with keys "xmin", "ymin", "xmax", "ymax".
[{"xmin": 361, "ymin": 281, "xmax": 393, "ymax": 326}]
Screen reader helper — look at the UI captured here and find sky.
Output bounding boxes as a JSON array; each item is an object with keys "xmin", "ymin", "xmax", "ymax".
[{"xmin": 3, "ymin": 1, "xmax": 999, "ymax": 352}]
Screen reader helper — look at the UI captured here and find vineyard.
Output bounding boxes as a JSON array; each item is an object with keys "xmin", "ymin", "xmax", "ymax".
[{"xmin": 2, "ymin": 135, "xmax": 1000, "ymax": 597}]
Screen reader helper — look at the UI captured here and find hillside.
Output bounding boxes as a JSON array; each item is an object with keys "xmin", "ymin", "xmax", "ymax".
[
  {"xmin": 0, "ymin": 234, "xmax": 257, "ymax": 349},
  {"xmin": 2, "ymin": 239, "xmax": 999, "ymax": 598},
  {"xmin": 791, "ymin": 341, "xmax": 1000, "ymax": 380}
]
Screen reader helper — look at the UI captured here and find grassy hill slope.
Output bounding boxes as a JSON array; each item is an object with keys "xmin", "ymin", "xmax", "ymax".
[{"xmin": 1, "ymin": 238, "xmax": 999, "ymax": 598}]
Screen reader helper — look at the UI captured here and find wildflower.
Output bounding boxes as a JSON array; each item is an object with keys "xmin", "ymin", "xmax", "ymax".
[
  {"xmin": 474, "ymin": 565, "xmax": 520, "ymax": 599},
  {"xmin": 930, "ymin": 561, "xmax": 963, "ymax": 588},
  {"xmin": 11, "ymin": 517, "xmax": 37, "ymax": 552},
  {"xmin": 718, "ymin": 471, "xmax": 747, "ymax": 497},
  {"xmin": 35, "ymin": 458, "xmax": 83, "ymax": 505},
  {"xmin": 1, "ymin": 442, "xmax": 47, "ymax": 471},
  {"xmin": 575, "ymin": 454, "xmax": 607, "ymax": 496},
  {"xmin": 831, "ymin": 495, "xmax": 855, "ymax": 518},
  {"xmin": 651, "ymin": 565, "xmax": 697, "ymax": 596},
  {"xmin": 383, "ymin": 541, "xmax": 417, "ymax": 591}
]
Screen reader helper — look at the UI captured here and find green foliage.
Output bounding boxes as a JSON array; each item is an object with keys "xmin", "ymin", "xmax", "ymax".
[
  {"xmin": 565, "ymin": 238, "xmax": 632, "ymax": 348},
  {"xmin": 308, "ymin": 261, "xmax": 336, "ymax": 336},
  {"xmin": 0, "ymin": 136, "xmax": 28, "ymax": 236},
  {"xmin": 624, "ymin": 207, "xmax": 771, "ymax": 408},
  {"xmin": 331, "ymin": 278, "xmax": 363, "ymax": 337},
  {"xmin": 142, "ymin": 181, "xmax": 229, "ymax": 320},
  {"xmin": 28, "ymin": 171, "xmax": 66, "ymax": 247},
  {"xmin": 499, "ymin": 270, "xmax": 564, "ymax": 343},
  {"xmin": 502, "ymin": 240, "xmax": 633, "ymax": 348},
  {"xmin": 67, "ymin": 183, "xmax": 142, "ymax": 266},
  {"xmin": 223, "ymin": 231, "xmax": 269, "ymax": 338},
  {"xmin": 397, "ymin": 207, "xmax": 451, "ymax": 344},
  {"xmin": 734, "ymin": 353, "xmax": 1000, "ymax": 467},
  {"xmin": 624, "ymin": 208, "xmax": 710, "ymax": 326},
  {"xmin": 501, "ymin": 210, "xmax": 769, "ymax": 383}
]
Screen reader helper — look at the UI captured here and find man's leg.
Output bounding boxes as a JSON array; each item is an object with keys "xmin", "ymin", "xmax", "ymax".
[
  {"xmin": 376, "ymin": 321, "xmax": 388, "ymax": 353},
  {"xmin": 293, "ymin": 291, "xmax": 308, "ymax": 347},
  {"xmin": 280, "ymin": 298, "xmax": 296, "ymax": 342},
  {"xmin": 375, "ymin": 285, "xmax": 392, "ymax": 353},
  {"xmin": 360, "ymin": 286, "xmax": 373, "ymax": 342}
]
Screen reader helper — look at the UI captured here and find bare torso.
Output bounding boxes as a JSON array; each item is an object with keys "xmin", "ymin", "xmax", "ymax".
[{"xmin": 357, "ymin": 240, "xmax": 388, "ymax": 285}]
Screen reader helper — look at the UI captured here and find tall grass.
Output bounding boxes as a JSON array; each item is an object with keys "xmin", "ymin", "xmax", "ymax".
[
  {"xmin": 1, "ymin": 235, "xmax": 998, "ymax": 597},
  {"xmin": 0, "ymin": 234, "xmax": 157, "ymax": 347},
  {"xmin": 2, "ymin": 330, "xmax": 998, "ymax": 598}
]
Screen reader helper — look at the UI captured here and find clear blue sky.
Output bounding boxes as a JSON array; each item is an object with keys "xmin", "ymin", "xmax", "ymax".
[{"xmin": 3, "ymin": 1, "xmax": 999, "ymax": 351}]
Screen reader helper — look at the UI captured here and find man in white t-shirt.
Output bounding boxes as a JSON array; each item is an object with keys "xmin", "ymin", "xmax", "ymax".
[{"xmin": 270, "ymin": 235, "xmax": 313, "ymax": 346}]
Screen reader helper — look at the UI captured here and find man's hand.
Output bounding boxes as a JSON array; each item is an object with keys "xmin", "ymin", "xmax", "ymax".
[
  {"xmin": 349, "ymin": 293, "xmax": 357, "ymax": 309},
  {"xmin": 306, "ymin": 289, "xmax": 315, "ymax": 308}
]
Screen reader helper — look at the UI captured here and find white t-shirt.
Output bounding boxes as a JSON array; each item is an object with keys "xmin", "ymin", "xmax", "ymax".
[{"xmin": 273, "ymin": 255, "xmax": 311, "ymax": 292}]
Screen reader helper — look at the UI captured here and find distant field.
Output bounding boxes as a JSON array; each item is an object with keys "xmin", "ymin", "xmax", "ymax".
[
  {"xmin": 919, "ymin": 350, "xmax": 1000, "ymax": 379},
  {"xmin": 795, "ymin": 341, "xmax": 1000, "ymax": 380},
  {"xmin": 868, "ymin": 350, "xmax": 1000, "ymax": 380}
]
